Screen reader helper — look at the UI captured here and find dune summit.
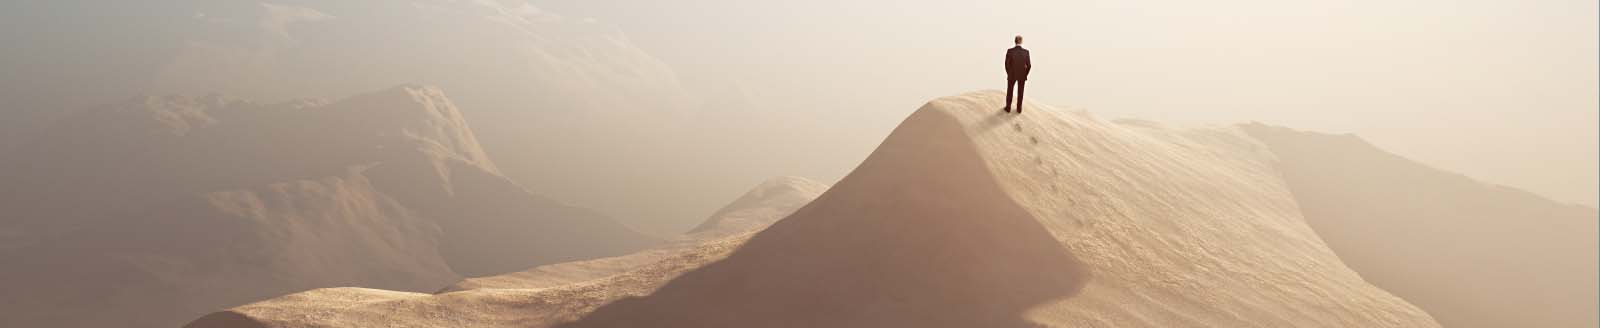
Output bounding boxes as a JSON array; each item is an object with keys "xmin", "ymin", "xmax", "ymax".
[{"xmin": 191, "ymin": 91, "xmax": 1441, "ymax": 327}]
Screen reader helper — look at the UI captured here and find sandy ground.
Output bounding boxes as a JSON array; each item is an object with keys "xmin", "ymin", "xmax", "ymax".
[
  {"xmin": 192, "ymin": 91, "xmax": 1443, "ymax": 327},
  {"xmin": 187, "ymin": 236, "xmax": 752, "ymax": 328}
]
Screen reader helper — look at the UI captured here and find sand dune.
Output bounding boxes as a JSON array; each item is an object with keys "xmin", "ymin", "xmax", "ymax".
[
  {"xmin": 0, "ymin": 86, "xmax": 655, "ymax": 328},
  {"xmin": 189, "ymin": 91, "xmax": 1438, "ymax": 327},
  {"xmin": 186, "ymin": 235, "xmax": 751, "ymax": 328},
  {"xmin": 444, "ymin": 176, "xmax": 827, "ymax": 292},
  {"xmin": 569, "ymin": 91, "xmax": 1435, "ymax": 327},
  {"xmin": 1242, "ymin": 124, "xmax": 1599, "ymax": 328},
  {"xmin": 686, "ymin": 176, "xmax": 830, "ymax": 240}
]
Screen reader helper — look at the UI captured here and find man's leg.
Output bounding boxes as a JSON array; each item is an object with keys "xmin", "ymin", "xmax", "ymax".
[
  {"xmin": 1005, "ymin": 78, "xmax": 1016, "ymax": 112},
  {"xmin": 1017, "ymin": 79, "xmax": 1026, "ymax": 113}
]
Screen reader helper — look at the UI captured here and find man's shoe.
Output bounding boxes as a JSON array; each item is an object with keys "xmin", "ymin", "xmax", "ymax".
[{"xmin": 1002, "ymin": 107, "xmax": 1011, "ymax": 113}]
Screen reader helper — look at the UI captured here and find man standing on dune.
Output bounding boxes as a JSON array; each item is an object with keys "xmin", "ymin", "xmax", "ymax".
[{"xmin": 1004, "ymin": 35, "xmax": 1032, "ymax": 114}]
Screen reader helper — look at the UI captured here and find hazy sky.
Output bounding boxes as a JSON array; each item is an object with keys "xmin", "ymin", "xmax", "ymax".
[
  {"xmin": 532, "ymin": 0, "xmax": 1598, "ymax": 208},
  {"xmin": 0, "ymin": 0, "xmax": 1592, "ymax": 234}
]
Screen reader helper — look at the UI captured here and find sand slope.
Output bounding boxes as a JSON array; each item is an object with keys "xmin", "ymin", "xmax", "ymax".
[
  {"xmin": 191, "ymin": 91, "xmax": 1438, "ymax": 327},
  {"xmin": 0, "ymin": 86, "xmax": 656, "ymax": 328},
  {"xmin": 1242, "ymin": 124, "xmax": 1599, "ymax": 328}
]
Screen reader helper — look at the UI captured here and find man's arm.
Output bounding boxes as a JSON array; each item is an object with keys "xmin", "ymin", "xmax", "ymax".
[{"xmin": 1005, "ymin": 52, "xmax": 1015, "ymax": 73}]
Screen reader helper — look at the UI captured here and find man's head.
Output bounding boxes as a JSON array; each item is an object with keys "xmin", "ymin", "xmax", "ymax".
[{"xmin": 1014, "ymin": 35, "xmax": 1023, "ymax": 45}]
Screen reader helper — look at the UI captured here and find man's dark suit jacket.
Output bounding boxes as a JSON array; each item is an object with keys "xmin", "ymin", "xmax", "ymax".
[{"xmin": 1006, "ymin": 46, "xmax": 1031, "ymax": 81}]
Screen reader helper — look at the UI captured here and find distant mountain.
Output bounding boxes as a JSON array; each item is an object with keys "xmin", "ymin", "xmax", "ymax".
[
  {"xmin": 1, "ymin": 0, "xmax": 710, "ymax": 232},
  {"xmin": 0, "ymin": 85, "xmax": 657, "ymax": 328},
  {"xmin": 1241, "ymin": 123, "xmax": 1599, "ymax": 328}
]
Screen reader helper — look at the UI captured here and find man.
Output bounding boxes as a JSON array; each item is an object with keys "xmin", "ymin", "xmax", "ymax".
[{"xmin": 1004, "ymin": 35, "xmax": 1031, "ymax": 114}]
